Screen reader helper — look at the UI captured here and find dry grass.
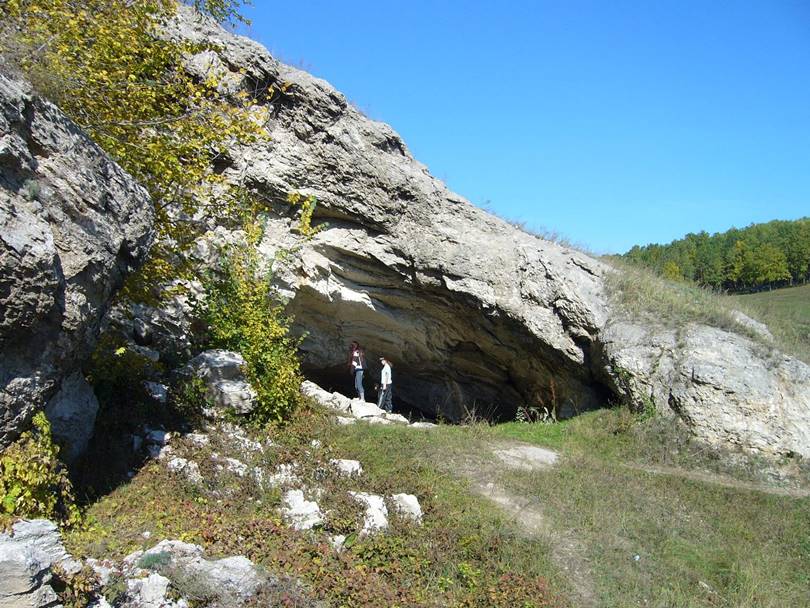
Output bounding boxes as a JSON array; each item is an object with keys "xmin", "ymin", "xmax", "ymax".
[{"xmin": 603, "ymin": 259, "xmax": 810, "ymax": 364}]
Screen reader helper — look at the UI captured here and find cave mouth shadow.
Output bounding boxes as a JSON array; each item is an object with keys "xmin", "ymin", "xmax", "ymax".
[
  {"xmin": 303, "ymin": 358, "xmax": 619, "ymax": 426},
  {"xmin": 69, "ymin": 385, "xmax": 202, "ymax": 506}
]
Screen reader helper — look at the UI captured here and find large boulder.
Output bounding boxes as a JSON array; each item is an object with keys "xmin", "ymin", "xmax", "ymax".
[
  {"xmin": 601, "ymin": 322, "xmax": 810, "ymax": 458},
  {"xmin": 165, "ymin": 8, "xmax": 810, "ymax": 458},
  {"xmin": 0, "ymin": 73, "xmax": 154, "ymax": 449},
  {"xmin": 0, "ymin": 519, "xmax": 79, "ymax": 608},
  {"xmin": 181, "ymin": 350, "xmax": 257, "ymax": 416}
]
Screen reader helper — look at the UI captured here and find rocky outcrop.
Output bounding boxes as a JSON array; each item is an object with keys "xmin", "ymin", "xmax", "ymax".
[
  {"xmin": 0, "ymin": 519, "xmax": 79, "ymax": 608},
  {"xmin": 0, "ymin": 73, "xmax": 154, "ymax": 449},
  {"xmin": 180, "ymin": 350, "xmax": 258, "ymax": 416},
  {"xmin": 601, "ymin": 322, "xmax": 810, "ymax": 457},
  {"xmin": 161, "ymin": 9, "xmax": 810, "ymax": 458}
]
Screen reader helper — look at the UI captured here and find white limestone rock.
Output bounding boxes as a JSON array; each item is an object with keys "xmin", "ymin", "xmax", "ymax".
[
  {"xmin": 182, "ymin": 350, "xmax": 258, "ymax": 417},
  {"xmin": 350, "ymin": 399, "xmax": 386, "ymax": 419},
  {"xmin": 0, "ymin": 519, "xmax": 81, "ymax": 608},
  {"xmin": 281, "ymin": 489, "xmax": 324, "ymax": 530},
  {"xmin": 330, "ymin": 459, "xmax": 363, "ymax": 477},
  {"xmin": 349, "ymin": 492, "xmax": 389, "ymax": 535},
  {"xmin": 390, "ymin": 493, "xmax": 423, "ymax": 524},
  {"xmin": 166, "ymin": 457, "xmax": 204, "ymax": 485}
]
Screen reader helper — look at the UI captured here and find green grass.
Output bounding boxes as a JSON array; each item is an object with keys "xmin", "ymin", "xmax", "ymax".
[
  {"xmin": 729, "ymin": 284, "xmax": 810, "ymax": 363},
  {"xmin": 64, "ymin": 406, "xmax": 810, "ymax": 608},
  {"xmin": 491, "ymin": 410, "xmax": 810, "ymax": 607}
]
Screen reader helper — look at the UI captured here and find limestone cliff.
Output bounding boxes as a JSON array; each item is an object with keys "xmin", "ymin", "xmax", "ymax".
[
  {"xmin": 0, "ymin": 73, "xmax": 154, "ymax": 451},
  {"xmin": 164, "ymin": 8, "xmax": 809, "ymax": 457}
]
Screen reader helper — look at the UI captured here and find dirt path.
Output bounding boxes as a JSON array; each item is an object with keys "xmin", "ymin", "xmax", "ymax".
[
  {"xmin": 458, "ymin": 441, "xmax": 598, "ymax": 608},
  {"xmin": 456, "ymin": 438, "xmax": 809, "ymax": 608},
  {"xmin": 623, "ymin": 462, "xmax": 810, "ymax": 498}
]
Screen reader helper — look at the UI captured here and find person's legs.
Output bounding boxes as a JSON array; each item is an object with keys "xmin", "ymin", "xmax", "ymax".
[
  {"xmin": 383, "ymin": 386, "xmax": 393, "ymax": 412},
  {"xmin": 355, "ymin": 369, "xmax": 364, "ymax": 400}
]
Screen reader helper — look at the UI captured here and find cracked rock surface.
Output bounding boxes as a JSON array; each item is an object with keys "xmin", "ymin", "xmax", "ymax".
[
  {"xmin": 0, "ymin": 73, "xmax": 153, "ymax": 450},
  {"xmin": 162, "ymin": 8, "xmax": 810, "ymax": 457}
]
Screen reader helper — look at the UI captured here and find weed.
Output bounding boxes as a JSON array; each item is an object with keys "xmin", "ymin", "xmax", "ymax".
[
  {"xmin": 51, "ymin": 563, "xmax": 99, "ymax": 608},
  {"xmin": 137, "ymin": 550, "xmax": 172, "ymax": 570}
]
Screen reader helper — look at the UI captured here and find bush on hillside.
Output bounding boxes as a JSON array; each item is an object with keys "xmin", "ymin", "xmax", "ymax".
[
  {"xmin": 204, "ymin": 220, "xmax": 302, "ymax": 424},
  {"xmin": 0, "ymin": 412, "xmax": 81, "ymax": 527}
]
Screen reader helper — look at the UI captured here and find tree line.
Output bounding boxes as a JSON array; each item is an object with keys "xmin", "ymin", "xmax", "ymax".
[{"xmin": 620, "ymin": 217, "xmax": 810, "ymax": 291}]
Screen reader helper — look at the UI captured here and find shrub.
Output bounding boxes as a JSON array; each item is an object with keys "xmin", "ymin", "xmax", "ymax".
[
  {"xmin": 51, "ymin": 563, "xmax": 99, "ymax": 608},
  {"xmin": 0, "ymin": 412, "xmax": 81, "ymax": 527},
  {"xmin": 137, "ymin": 550, "xmax": 172, "ymax": 570},
  {"xmin": 204, "ymin": 220, "xmax": 302, "ymax": 424}
]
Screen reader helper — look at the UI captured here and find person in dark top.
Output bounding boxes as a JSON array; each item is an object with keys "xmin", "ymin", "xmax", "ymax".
[{"xmin": 348, "ymin": 341, "xmax": 366, "ymax": 401}]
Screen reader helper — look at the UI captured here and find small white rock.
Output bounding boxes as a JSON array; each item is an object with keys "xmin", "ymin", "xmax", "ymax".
[
  {"xmin": 336, "ymin": 416, "xmax": 357, "ymax": 426},
  {"xmin": 390, "ymin": 493, "xmax": 423, "ymax": 523},
  {"xmin": 211, "ymin": 454, "xmax": 248, "ymax": 477},
  {"xmin": 184, "ymin": 432, "xmax": 209, "ymax": 447},
  {"xmin": 329, "ymin": 534, "xmax": 347, "ymax": 551},
  {"xmin": 265, "ymin": 463, "xmax": 300, "ymax": 487},
  {"xmin": 330, "ymin": 459, "xmax": 363, "ymax": 477},
  {"xmin": 349, "ymin": 491, "xmax": 388, "ymax": 535},
  {"xmin": 281, "ymin": 489, "xmax": 324, "ymax": 530},
  {"xmin": 167, "ymin": 457, "xmax": 204, "ymax": 485},
  {"xmin": 367, "ymin": 416, "xmax": 392, "ymax": 425},
  {"xmin": 410, "ymin": 421, "xmax": 437, "ymax": 429}
]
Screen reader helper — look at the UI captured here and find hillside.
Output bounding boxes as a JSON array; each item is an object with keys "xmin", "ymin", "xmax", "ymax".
[
  {"xmin": 730, "ymin": 284, "xmax": 810, "ymax": 359},
  {"xmin": 2, "ymin": 3, "xmax": 810, "ymax": 608},
  {"xmin": 621, "ymin": 217, "xmax": 810, "ymax": 291}
]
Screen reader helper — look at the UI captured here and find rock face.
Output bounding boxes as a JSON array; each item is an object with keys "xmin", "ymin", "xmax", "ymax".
[
  {"xmin": 0, "ymin": 73, "xmax": 154, "ymax": 449},
  {"xmin": 164, "ymin": 9, "xmax": 810, "ymax": 458},
  {"xmin": 0, "ymin": 519, "xmax": 79, "ymax": 608},
  {"xmin": 43, "ymin": 370, "xmax": 100, "ymax": 464},
  {"xmin": 601, "ymin": 322, "xmax": 810, "ymax": 458}
]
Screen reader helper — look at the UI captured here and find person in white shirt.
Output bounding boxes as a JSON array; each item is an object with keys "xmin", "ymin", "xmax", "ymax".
[
  {"xmin": 348, "ymin": 341, "xmax": 366, "ymax": 400},
  {"xmin": 378, "ymin": 356, "xmax": 393, "ymax": 412}
]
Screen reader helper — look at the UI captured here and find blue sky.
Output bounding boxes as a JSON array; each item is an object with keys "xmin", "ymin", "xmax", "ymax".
[{"xmin": 239, "ymin": 1, "xmax": 810, "ymax": 253}]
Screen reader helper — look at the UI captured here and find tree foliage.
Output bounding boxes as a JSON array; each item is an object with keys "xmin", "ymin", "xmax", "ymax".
[
  {"xmin": 622, "ymin": 218, "xmax": 810, "ymax": 291},
  {"xmin": 1, "ymin": 0, "xmax": 268, "ymax": 297}
]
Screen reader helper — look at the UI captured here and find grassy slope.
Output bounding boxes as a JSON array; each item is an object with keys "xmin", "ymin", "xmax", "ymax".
[
  {"xmin": 605, "ymin": 260, "xmax": 810, "ymax": 364},
  {"xmin": 730, "ymin": 284, "xmax": 810, "ymax": 346},
  {"xmin": 66, "ymin": 410, "xmax": 565, "ymax": 608},
  {"xmin": 66, "ymin": 407, "xmax": 810, "ymax": 608},
  {"xmin": 491, "ymin": 412, "xmax": 810, "ymax": 608}
]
